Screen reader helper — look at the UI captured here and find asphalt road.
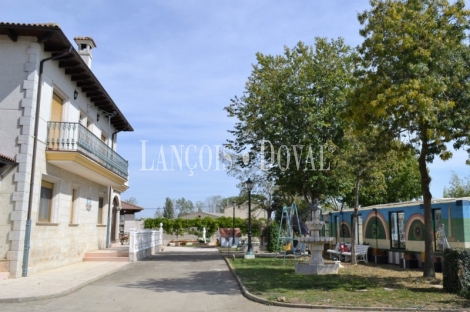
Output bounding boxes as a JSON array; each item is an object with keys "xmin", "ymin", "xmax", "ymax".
[{"xmin": 0, "ymin": 251, "xmax": 338, "ymax": 312}]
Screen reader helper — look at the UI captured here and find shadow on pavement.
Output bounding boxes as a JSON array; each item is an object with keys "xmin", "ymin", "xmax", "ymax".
[{"xmin": 119, "ymin": 252, "xmax": 240, "ymax": 296}]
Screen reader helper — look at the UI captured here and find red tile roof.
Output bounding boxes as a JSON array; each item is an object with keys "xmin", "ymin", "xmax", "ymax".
[
  {"xmin": 218, "ymin": 228, "xmax": 241, "ymax": 237},
  {"xmin": 0, "ymin": 22, "xmax": 132, "ymax": 131},
  {"xmin": 0, "ymin": 22, "xmax": 59, "ymax": 27},
  {"xmin": 121, "ymin": 201, "xmax": 144, "ymax": 211},
  {"xmin": 0, "ymin": 154, "xmax": 15, "ymax": 163},
  {"xmin": 73, "ymin": 36, "xmax": 97, "ymax": 47}
]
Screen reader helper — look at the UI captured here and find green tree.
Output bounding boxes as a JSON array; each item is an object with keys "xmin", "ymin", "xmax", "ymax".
[
  {"xmin": 195, "ymin": 201, "xmax": 204, "ymax": 212},
  {"xmin": 225, "ymin": 38, "xmax": 355, "ymax": 206},
  {"xmin": 124, "ymin": 197, "xmax": 138, "ymax": 205},
  {"xmin": 162, "ymin": 197, "xmax": 175, "ymax": 219},
  {"xmin": 443, "ymin": 172, "xmax": 470, "ymax": 198},
  {"xmin": 154, "ymin": 207, "xmax": 163, "ymax": 218},
  {"xmin": 174, "ymin": 197, "xmax": 195, "ymax": 217},
  {"xmin": 334, "ymin": 126, "xmax": 420, "ymax": 264},
  {"xmin": 204, "ymin": 195, "xmax": 224, "ymax": 213},
  {"xmin": 349, "ymin": 0, "xmax": 470, "ymax": 277}
]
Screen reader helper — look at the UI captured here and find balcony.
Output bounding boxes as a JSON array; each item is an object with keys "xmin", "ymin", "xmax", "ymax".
[{"xmin": 45, "ymin": 122, "xmax": 129, "ymax": 191}]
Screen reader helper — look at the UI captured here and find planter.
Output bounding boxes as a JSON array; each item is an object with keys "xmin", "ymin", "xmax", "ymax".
[{"xmin": 175, "ymin": 242, "xmax": 180, "ymax": 246}]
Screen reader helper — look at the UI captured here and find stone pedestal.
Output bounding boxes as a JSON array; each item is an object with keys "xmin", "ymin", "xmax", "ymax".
[
  {"xmin": 295, "ymin": 262, "xmax": 339, "ymax": 275},
  {"xmin": 293, "ymin": 204, "xmax": 338, "ymax": 275}
]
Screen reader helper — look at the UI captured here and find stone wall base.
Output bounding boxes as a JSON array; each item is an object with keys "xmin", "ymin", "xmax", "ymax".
[
  {"xmin": 129, "ymin": 244, "xmax": 162, "ymax": 262},
  {"xmin": 295, "ymin": 262, "xmax": 339, "ymax": 275}
]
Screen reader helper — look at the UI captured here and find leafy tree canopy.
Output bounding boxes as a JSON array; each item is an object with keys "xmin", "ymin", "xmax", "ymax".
[
  {"xmin": 443, "ymin": 172, "xmax": 470, "ymax": 198},
  {"xmin": 349, "ymin": 0, "xmax": 470, "ymax": 277},
  {"xmin": 163, "ymin": 197, "xmax": 175, "ymax": 219},
  {"xmin": 225, "ymin": 38, "xmax": 356, "ymax": 203}
]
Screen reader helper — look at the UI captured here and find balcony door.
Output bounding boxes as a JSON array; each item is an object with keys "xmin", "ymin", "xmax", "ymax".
[
  {"xmin": 51, "ymin": 93, "xmax": 63, "ymax": 122},
  {"xmin": 48, "ymin": 93, "xmax": 63, "ymax": 149}
]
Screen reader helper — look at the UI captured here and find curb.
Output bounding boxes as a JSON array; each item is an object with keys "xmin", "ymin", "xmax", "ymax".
[
  {"xmin": 0, "ymin": 262, "xmax": 131, "ymax": 303},
  {"xmin": 223, "ymin": 256, "xmax": 456, "ymax": 312}
]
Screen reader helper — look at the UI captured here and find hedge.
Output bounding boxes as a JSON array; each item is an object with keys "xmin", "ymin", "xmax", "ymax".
[{"xmin": 443, "ymin": 248, "xmax": 470, "ymax": 298}]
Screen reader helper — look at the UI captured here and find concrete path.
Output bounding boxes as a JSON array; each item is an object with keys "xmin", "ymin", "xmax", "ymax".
[
  {"xmin": 0, "ymin": 247, "xmax": 343, "ymax": 311},
  {"xmin": 0, "ymin": 261, "xmax": 129, "ymax": 303}
]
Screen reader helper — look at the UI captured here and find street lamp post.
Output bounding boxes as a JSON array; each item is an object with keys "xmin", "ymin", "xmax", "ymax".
[
  {"xmin": 232, "ymin": 201, "xmax": 236, "ymax": 247},
  {"xmin": 245, "ymin": 178, "xmax": 254, "ymax": 258}
]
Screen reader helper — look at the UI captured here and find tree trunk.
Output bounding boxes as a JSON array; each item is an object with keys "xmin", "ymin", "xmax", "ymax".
[
  {"xmin": 419, "ymin": 140, "xmax": 435, "ymax": 278},
  {"xmin": 351, "ymin": 177, "xmax": 361, "ymax": 265}
]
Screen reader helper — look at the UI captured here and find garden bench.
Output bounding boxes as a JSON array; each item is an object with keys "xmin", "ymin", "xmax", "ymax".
[
  {"xmin": 341, "ymin": 244, "xmax": 369, "ymax": 263},
  {"xmin": 326, "ymin": 242, "xmax": 351, "ymax": 261},
  {"xmin": 326, "ymin": 242, "xmax": 341, "ymax": 260}
]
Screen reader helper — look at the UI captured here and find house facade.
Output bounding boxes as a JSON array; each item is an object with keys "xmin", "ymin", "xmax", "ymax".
[
  {"xmin": 120, "ymin": 201, "xmax": 144, "ymax": 233},
  {"xmin": 0, "ymin": 22, "xmax": 133, "ymax": 278},
  {"xmin": 224, "ymin": 202, "xmax": 267, "ymax": 220}
]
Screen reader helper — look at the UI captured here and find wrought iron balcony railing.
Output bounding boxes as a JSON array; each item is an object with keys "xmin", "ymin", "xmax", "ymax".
[{"xmin": 46, "ymin": 122, "xmax": 128, "ymax": 179}]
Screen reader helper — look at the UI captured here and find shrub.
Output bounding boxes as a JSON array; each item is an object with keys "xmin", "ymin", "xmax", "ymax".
[
  {"xmin": 443, "ymin": 248, "xmax": 470, "ymax": 298},
  {"xmin": 265, "ymin": 221, "xmax": 280, "ymax": 252}
]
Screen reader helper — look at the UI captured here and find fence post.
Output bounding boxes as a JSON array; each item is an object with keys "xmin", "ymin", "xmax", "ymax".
[{"xmin": 129, "ymin": 230, "xmax": 136, "ymax": 254}]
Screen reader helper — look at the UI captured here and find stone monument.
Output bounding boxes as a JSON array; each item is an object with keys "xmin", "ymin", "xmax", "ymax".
[{"xmin": 295, "ymin": 200, "xmax": 339, "ymax": 275}]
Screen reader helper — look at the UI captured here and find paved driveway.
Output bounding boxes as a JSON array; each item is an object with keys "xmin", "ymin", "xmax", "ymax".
[{"xmin": 0, "ymin": 250, "xmax": 334, "ymax": 312}]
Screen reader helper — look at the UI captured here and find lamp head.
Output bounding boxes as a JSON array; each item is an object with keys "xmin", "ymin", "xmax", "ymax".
[
  {"xmin": 245, "ymin": 178, "xmax": 253, "ymax": 191},
  {"xmin": 73, "ymin": 90, "xmax": 78, "ymax": 100}
]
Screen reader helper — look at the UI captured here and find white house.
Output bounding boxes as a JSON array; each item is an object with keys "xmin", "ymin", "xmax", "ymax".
[
  {"xmin": 120, "ymin": 201, "xmax": 144, "ymax": 233},
  {"xmin": 224, "ymin": 202, "xmax": 267, "ymax": 220},
  {"xmin": 0, "ymin": 22, "xmax": 133, "ymax": 278},
  {"xmin": 217, "ymin": 228, "xmax": 241, "ymax": 247}
]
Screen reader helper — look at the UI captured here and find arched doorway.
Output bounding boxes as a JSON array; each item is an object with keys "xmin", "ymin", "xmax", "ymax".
[{"xmin": 111, "ymin": 196, "xmax": 119, "ymax": 242}]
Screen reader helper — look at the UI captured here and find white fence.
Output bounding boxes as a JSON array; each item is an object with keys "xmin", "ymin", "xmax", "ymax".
[{"xmin": 129, "ymin": 223, "xmax": 163, "ymax": 261}]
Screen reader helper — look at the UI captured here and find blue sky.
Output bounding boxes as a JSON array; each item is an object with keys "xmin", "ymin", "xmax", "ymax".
[{"xmin": 4, "ymin": 1, "xmax": 469, "ymax": 218}]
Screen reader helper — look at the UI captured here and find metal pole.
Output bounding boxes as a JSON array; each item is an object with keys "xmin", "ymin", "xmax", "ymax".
[
  {"xmin": 247, "ymin": 189, "xmax": 253, "ymax": 255},
  {"xmin": 232, "ymin": 202, "xmax": 235, "ymax": 247},
  {"xmin": 23, "ymin": 47, "xmax": 72, "ymax": 277}
]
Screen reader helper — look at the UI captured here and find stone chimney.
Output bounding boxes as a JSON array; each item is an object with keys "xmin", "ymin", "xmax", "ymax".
[{"xmin": 73, "ymin": 37, "xmax": 97, "ymax": 69}]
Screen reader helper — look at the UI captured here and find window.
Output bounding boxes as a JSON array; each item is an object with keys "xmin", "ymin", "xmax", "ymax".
[
  {"xmin": 51, "ymin": 93, "xmax": 63, "ymax": 122},
  {"xmin": 335, "ymin": 216, "xmax": 339, "ymax": 241},
  {"xmin": 447, "ymin": 205, "xmax": 453, "ymax": 238},
  {"xmin": 352, "ymin": 214, "xmax": 363, "ymax": 245},
  {"xmin": 39, "ymin": 181, "xmax": 53, "ymax": 222},
  {"xmin": 98, "ymin": 197, "xmax": 104, "ymax": 224},
  {"xmin": 70, "ymin": 189, "xmax": 77, "ymax": 224},
  {"xmin": 119, "ymin": 214, "xmax": 125, "ymax": 233},
  {"xmin": 323, "ymin": 214, "xmax": 329, "ymax": 237},
  {"xmin": 390, "ymin": 211, "xmax": 406, "ymax": 249},
  {"xmin": 434, "ymin": 209, "xmax": 443, "ymax": 251}
]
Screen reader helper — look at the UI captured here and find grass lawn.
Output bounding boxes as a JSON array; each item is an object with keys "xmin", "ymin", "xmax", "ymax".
[{"xmin": 229, "ymin": 257, "xmax": 469, "ymax": 310}]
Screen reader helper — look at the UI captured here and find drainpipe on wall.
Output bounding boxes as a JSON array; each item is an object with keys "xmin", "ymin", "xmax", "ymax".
[
  {"xmin": 22, "ymin": 47, "xmax": 73, "ymax": 277},
  {"xmin": 105, "ymin": 129, "xmax": 124, "ymax": 248},
  {"xmin": 106, "ymin": 186, "xmax": 113, "ymax": 248}
]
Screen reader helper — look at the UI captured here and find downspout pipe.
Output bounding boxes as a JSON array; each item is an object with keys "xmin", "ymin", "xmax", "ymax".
[
  {"xmin": 106, "ymin": 186, "xmax": 113, "ymax": 248},
  {"xmin": 22, "ymin": 47, "xmax": 73, "ymax": 277},
  {"xmin": 105, "ymin": 129, "xmax": 123, "ymax": 248}
]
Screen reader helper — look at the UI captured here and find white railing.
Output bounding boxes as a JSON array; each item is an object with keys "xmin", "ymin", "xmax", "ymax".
[{"xmin": 129, "ymin": 223, "xmax": 163, "ymax": 261}]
